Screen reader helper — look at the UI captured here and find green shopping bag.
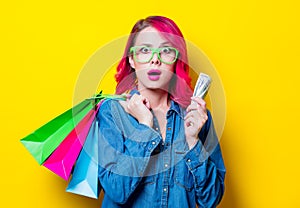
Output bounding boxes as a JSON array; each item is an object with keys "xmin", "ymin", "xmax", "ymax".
[
  {"xmin": 20, "ymin": 92, "xmax": 127, "ymax": 165},
  {"xmin": 21, "ymin": 99, "xmax": 99, "ymax": 165}
]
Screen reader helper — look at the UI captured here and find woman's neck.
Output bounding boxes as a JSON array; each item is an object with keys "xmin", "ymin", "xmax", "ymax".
[{"xmin": 138, "ymin": 88, "xmax": 170, "ymax": 110}]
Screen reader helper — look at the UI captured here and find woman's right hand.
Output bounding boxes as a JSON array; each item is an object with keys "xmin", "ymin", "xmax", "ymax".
[{"xmin": 119, "ymin": 94, "xmax": 153, "ymax": 127}]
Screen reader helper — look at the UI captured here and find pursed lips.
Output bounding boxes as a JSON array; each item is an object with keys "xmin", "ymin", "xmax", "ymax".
[
  {"xmin": 147, "ymin": 69, "xmax": 161, "ymax": 81},
  {"xmin": 147, "ymin": 69, "xmax": 162, "ymax": 76}
]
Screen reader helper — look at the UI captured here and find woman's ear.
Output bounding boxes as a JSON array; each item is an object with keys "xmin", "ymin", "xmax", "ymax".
[{"xmin": 129, "ymin": 56, "xmax": 135, "ymax": 69}]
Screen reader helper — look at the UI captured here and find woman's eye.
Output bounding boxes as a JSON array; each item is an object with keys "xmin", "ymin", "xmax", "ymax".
[
  {"xmin": 140, "ymin": 47, "xmax": 150, "ymax": 53},
  {"xmin": 161, "ymin": 47, "xmax": 171, "ymax": 53}
]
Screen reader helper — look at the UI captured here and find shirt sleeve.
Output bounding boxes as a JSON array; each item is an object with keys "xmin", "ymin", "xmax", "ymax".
[
  {"xmin": 184, "ymin": 111, "xmax": 226, "ymax": 208},
  {"xmin": 97, "ymin": 99, "xmax": 161, "ymax": 204}
]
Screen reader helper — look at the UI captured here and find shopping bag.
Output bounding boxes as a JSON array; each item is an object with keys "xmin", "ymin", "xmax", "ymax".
[
  {"xmin": 42, "ymin": 102, "xmax": 101, "ymax": 180},
  {"xmin": 66, "ymin": 114, "xmax": 101, "ymax": 199},
  {"xmin": 20, "ymin": 99, "xmax": 100, "ymax": 164},
  {"xmin": 21, "ymin": 92, "xmax": 126, "ymax": 198}
]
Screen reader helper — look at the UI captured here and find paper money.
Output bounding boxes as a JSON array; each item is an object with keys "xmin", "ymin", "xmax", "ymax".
[{"xmin": 193, "ymin": 73, "xmax": 211, "ymax": 99}]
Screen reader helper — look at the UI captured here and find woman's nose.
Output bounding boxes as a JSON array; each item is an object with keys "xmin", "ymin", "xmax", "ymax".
[{"xmin": 150, "ymin": 53, "xmax": 161, "ymax": 65}]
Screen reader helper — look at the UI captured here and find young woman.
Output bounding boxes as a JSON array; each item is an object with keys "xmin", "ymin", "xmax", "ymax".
[{"xmin": 97, "ymin": 16, "xmax": 225, "ymax": 208}]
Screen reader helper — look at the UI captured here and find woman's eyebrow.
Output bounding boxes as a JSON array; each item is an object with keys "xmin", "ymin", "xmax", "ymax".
[
  {"xmin": 136, "ymin": 43, "xmax": 153, "ymax": 47},
  {"xmin": 136, "ymin": 42, "xmax": 172, "ymax": 47},
  {"xmin": 160, "ymin": 41, "xmax": 172, "ymax": 46}
]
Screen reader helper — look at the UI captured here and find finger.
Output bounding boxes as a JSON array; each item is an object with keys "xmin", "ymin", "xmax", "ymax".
[
  {"xmin": 191, "ymin": 97, "xmax": 206, "ymax": 108},
  {"xmin": 118, "ymin": 100, "xmax": 129, "ymax": 112},
  {"xmin": 185, "ymin": 104, "xmax": 206, "ymax": 117},
  {"xmin": 185, "ymin": 117, "xmax": 195, "ymax": 127},
  {"xmin": 186, "ymin": 103, "xmax": 199, "ymax": 113},
  {"xmin": 184, "ymin": 110, "xmax": 199, "ymax": 122},
  {"xmin": 185, "ymin": 109, "xmax": 208, "ymax": 124},
  {"xmin": 185, "ymin": 113, "xmax": 208, "ymax": 129},
  {"xmin": 185, "ymin": 107, "xmax": 199, "ymax": 120},
  {"xmin": 142, "ymin": 97, "xmax": 151, "ymax": 109},
  {"xmin": 129, "ymin": 94, "xmax": 151, "ymax": 111},
  {"xmin": 197, "ymin": 106, "xmax": 207, "ymax": 117},
  {"xmin": 130, "ymin": 94, "xmax": 143, "ymax": 105},
  {"xmin": 127, "ymin": 94, "xmax": 141, "ymax": 111},
  {"xmin": 122, "ymin": 93, "xmax": 132, "ymax": 101},
  {"xmin": 193, "ymin": 99, "xmax": 207, "ymax": 114},
  {"xmin": 129, "ymin": 94, "xmax": 138, "ymax": 102}
]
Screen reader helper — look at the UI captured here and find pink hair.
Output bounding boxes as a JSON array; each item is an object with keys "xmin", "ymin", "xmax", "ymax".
[{"xmin": 115, "ymin": 16, "xmax": 193, "ymax": 107}]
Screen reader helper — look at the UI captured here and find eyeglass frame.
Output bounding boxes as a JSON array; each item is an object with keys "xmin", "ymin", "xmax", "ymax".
[{"xmin": 130, "ymin": 46, "xmax": 179, "ymax": 64}]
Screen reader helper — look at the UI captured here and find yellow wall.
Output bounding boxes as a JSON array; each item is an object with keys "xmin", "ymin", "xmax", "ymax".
[{"xmin": 1, "ymin": 0, "xmax": 300, "ymax": 207}]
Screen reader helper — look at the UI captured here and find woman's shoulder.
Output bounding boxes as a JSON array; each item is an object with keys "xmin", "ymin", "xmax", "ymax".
[
  {"xmin": 98, "ymin": 98, "xmax": 128, "ymax": 119},
  {"xmin": 99, "ymin": 98, "xmax": 123, "ymax": 111}
]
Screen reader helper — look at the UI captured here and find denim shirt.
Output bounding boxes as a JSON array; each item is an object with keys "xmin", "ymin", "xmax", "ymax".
[{"xmin": 97, "ymin": 92, "xmax": 226, "ymax": 208}]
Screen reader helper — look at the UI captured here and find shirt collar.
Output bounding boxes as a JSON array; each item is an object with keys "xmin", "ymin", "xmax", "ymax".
[{"xmin": 169, "ymin": 100, "xmax": 185, "ymax": 119}]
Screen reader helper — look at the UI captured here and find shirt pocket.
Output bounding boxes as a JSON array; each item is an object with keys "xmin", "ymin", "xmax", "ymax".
[{"xmin": 174, "ymin": 153, "xmax": 195, "ymax": 191}]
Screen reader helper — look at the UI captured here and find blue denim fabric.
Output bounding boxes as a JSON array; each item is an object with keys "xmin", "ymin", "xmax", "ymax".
[{"xmin": 97, "ymin": 91, "xmax": 226, "ymax": 208}]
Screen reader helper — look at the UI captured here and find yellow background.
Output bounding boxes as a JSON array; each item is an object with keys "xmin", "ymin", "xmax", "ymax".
[{"xmin": 1, "ymin": 0, "xmax": 300, "ymax": 207}]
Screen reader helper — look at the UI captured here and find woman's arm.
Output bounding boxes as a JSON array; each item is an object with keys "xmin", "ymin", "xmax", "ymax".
[
  {"xmin": 185, "ymin": 112, "xmax": 226, "ymax": 208},
  {"xmin": 97, "ymin": 100, "xmax": 161, "ymax": 204}
]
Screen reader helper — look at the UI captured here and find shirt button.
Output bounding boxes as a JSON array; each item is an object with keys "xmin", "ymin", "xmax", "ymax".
[
  {"xmin": 164, "ymin": 164, "xmax": 168, "ymax": 168},
  {"xmin": 152, "ymin": 141, "xmax": 156, "ymax": 145},
  {"xmin": 187, "ymin": 159, "xmax": 191, "ymax": 162},
  {"xmin": 163, "ymin": 188, "xmax": 167, "ymax": 192},
  {"xmin": 155, "ymin": 127, "xmax": 159, "ymax": 131}
]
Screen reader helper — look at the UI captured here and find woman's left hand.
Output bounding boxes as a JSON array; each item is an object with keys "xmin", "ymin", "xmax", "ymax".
[{"xmin": 184, "ymin": 97, "xmax": 208, "ymax": 149}]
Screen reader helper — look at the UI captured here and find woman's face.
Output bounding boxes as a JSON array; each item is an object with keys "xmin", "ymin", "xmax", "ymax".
[{"xmin": 129, "ymin": 27, "xmax": 176, "ymax": 91}]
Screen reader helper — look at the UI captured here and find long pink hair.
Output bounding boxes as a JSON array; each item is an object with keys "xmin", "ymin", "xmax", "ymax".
[{"xmin": 115, "ymin": 16, "xmax": 193, "ymax": 107}]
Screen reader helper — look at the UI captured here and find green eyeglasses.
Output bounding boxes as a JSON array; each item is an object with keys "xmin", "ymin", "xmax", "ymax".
[{"xmin": 130, "ymin": 46, "xmax": 179, "ymax": 64}]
